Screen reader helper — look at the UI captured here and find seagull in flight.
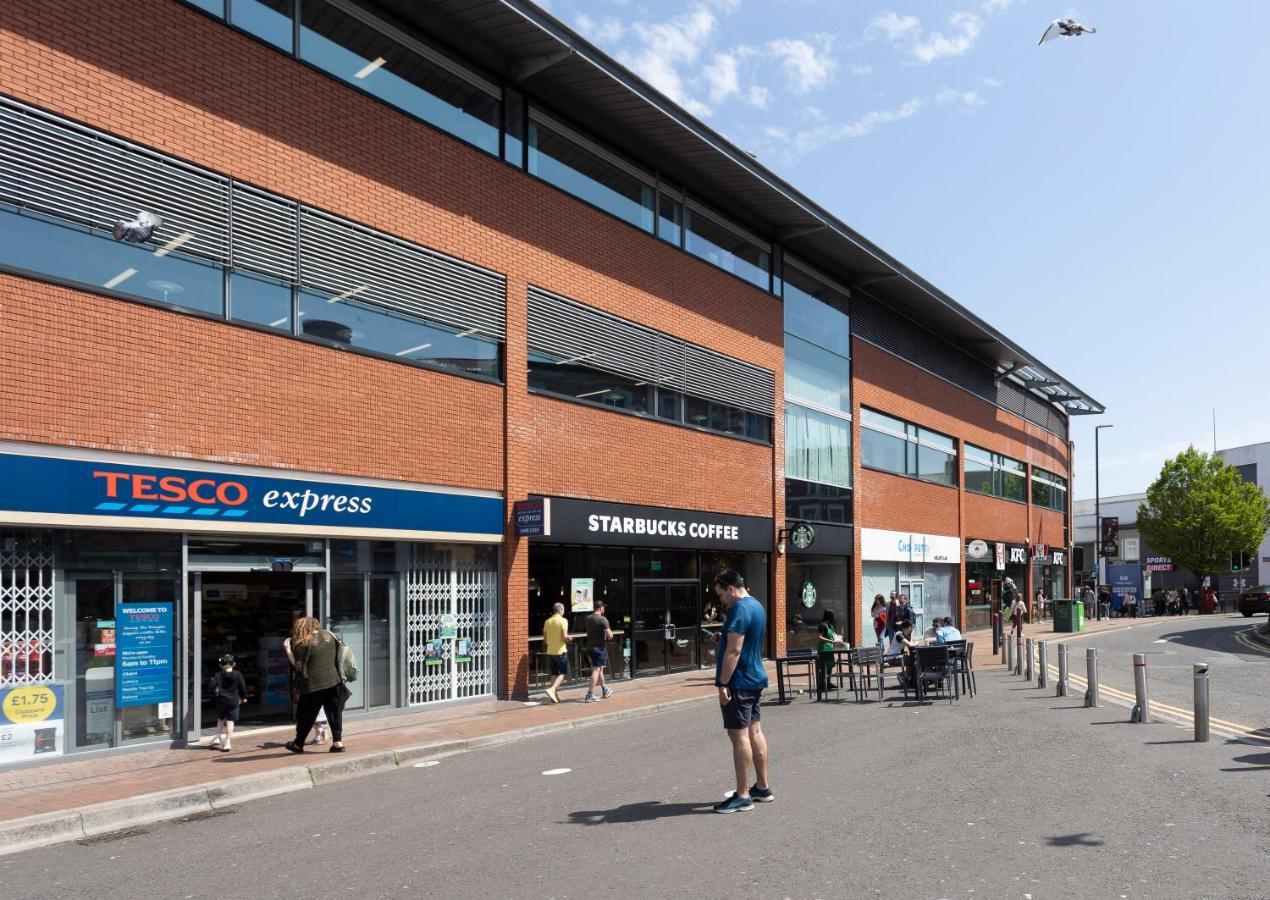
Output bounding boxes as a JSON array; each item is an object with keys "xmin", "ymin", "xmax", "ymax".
[{"xmin": 1038, "ymin": 17, "xmax": 1096, "ymax": 46}]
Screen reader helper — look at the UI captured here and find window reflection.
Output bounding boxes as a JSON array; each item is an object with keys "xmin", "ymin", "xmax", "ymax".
[
  {"xmin": 685, "ymin": 206, "xmax": 770, "ymax": 290},
  {"xmin": 0, "ymin": 204, "xmax": 224, "ymax": 316},
  {"xmin": 231, "ymin": 0, "xmax": 294, "ymax": 52},
  {"xmin": 528, "ymin": 118, "xmax": 656, "ymax": 232},
  {"xmin": 299, "ymin": 0, "xmax": 499, "ymax": 156},
  {"xmin": 230, "ymin": 272, "xmax": 292, "ymax": 331}
]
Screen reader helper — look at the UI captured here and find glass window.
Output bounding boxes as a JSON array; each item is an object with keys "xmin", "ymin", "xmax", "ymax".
[
  {"xmin": 658, "ymin": 191, "xmax": 682, "ymax": 247},
  {"xmin": 183, "ymin": 0, "xmax": 224, "ymax": 15},
  {"xmin": 1032, "ymin": 466, "xmax": 1068, "ymax": 511},
  {"xmin": 231, "ymin": 0, "xmax": 294, "ymax": 52},
  {"xmin": 300, "ymin": 0, "xmax": 499, "ymax": 156},
  {"xmin": 0, "ymin": 204, "xmax": 224, "ymax": 317},
  {"xmin": 783, "ymin": 264, "xmax": 849, "ymax": 355},
  {"xmin": 785, "ymin": 478, "xmax": 852, "ymax": 525},
  {"xmin": 633, "ymin": 549, "xmax": 697, "ymax": 580},
  {"xmin": 298, "ymin": 289, "xmax": 499, "ymax": 378},
  {"xmin": 861, "ymin": 408, "xmax": 956, "ymax": 485},
  {"xmin": 503, "ymin": 87, "xmax": 525, "ymax": 166},
  {"xmin": 528, "ymin": 118, "xmax": 655, "ymax": 232},
  {"xmin": 230, "ymin": 272, "xmax": 291, "ymax": 331},
  {"xmin": 861, "ymin": 408, "xmax": 904, "ymax": 434},
  {"xmin": 685, "ymin": 206, "xmax": 770, "ymax": 291},
  {"xmin": 785, "ymin": 403, "xmax": 852, "ymax": 488},
  {"xmin": 917, "ymin": 444, "xmax": 956, "ymax": 486},
  {"xmin": 655, "ymin": 390, "xmax": 681, "ymax": 423},
  {"xmin": 785, "ymin": 554, "xmax": 850, "ymax": 653},
  {"xmin": 861, "ymin": 422, "xmax": 905, "ymax": 474},
  {"xmin": 527, "ymin": 351, "xmax": 652, "ymax": 413},
  {"xmin": 964, "ymin": 455, "xmax": 993, "ymax": 494},
  {"xmin": 964, "ymin": 444, "xmax": 1026, "ymax": 502},
  {"xmin": 785, "ymin": 334, "xmax": 850, "ymax": 414}
]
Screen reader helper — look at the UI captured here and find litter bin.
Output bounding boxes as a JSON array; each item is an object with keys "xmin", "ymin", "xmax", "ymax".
[{"xmin": 1053, "ymin": 599, "xmax": 1085, "ymax": 633}]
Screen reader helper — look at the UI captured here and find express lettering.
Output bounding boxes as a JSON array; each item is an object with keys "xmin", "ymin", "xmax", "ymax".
[
  {"xmin": 261, "ymin": 489, "xmax": 373, "ymax": 517},
  {"xmin": 94, "ymin": 471, "xmax": 247, "ymax": 506}
]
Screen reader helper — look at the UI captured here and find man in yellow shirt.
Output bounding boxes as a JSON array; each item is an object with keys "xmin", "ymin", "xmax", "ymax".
[{"xmin": 543, "ymin": 602, "xmax": 572, "ymax": 704}]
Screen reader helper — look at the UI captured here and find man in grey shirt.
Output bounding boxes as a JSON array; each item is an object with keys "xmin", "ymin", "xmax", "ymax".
[{"xmin": 584, "ymin": 599, "xmax": 614, "ymax": 703}]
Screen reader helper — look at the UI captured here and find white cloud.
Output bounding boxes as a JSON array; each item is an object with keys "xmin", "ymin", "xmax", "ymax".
[
  {"xmin": 744, "ymin": 84, "xmax": 770, "ymax": 108},
  {"xmin": 703, "ymin": 52, "xmax": 740, "ymax": 103},
  {"xmin": 936, "ymin": 86, "xmax": 986, "ymax": 108},
  {"xmin": 619, "ymin": 6, "xmax": 721, "ymax": 115},
  {"xmin": 981, "ymin": 75, "xmax": 1006, "ymax": 88},
  {"xmin": 869, "ymin": 11, "xmax": 922, "ymax": 42},
  {"xmin": 850, "ymin": 63, "xmax": 874, "ymax": 76},
  {"xmin": 575, "ymin": 13, "xmax": 625, "ymax": 45},
  {"xmin": 912, "ymin": 11, "xmax": 983, "ymax": 63},
  {"xmin": 980, "ymin": 0, "xmax": 1016, "ymax": 12},
  {"xmin": 780, "ymin": 98, "xmax": 924, "ymax": 158},
  {"xmin": 767, "ymin": 37, "xmax": 837, "ymax": 94}
]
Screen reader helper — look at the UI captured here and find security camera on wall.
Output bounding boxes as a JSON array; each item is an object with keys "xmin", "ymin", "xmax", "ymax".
[{"xmin": 112, "ymin": 210, "xmax": 163, "ymax": 243}]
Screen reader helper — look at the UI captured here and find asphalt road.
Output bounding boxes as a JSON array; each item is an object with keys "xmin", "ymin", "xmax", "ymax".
[
  {"xmin": 3, "ymin": 653, "xmax": 1268, "ymax": 900},
  {"xmin": 1032, "ymin": 613, "xmax": 1270, "ymax": 733}
]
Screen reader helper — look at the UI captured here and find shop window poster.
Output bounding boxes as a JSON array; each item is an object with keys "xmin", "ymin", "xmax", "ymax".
[
  {"xmin": 571, "ymin": 578, "xmax": 595, "ymax": 613},
  {"xmin": 0, "ymin": 684, "xmax": 65, "ymax": 765}
]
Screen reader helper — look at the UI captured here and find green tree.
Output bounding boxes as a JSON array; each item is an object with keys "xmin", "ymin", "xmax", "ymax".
[{"xmin": 1137, "ymin": 447, "xmax": 1270, "ymax": 580}]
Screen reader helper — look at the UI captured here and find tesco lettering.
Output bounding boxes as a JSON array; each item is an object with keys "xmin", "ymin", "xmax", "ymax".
[{"xmin": 94, "ymin": 469, "xmax": 373, "ymax": 518}]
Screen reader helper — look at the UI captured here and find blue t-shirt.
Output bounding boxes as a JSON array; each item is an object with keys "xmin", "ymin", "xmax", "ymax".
[{"xmin": 715, "ymin": 595, "xmax": 769, "ymax": 692}]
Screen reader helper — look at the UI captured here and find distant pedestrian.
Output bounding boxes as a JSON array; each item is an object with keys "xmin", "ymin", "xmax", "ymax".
[
  {"xmin": 208, "ymin": 654, "xmax": 247, "ymax": 753},
  {"xmin": 1098, "ymin": 586, "xmax": 1112, "ymax": 619},
  {"xmin": 711, "ymin": 569, "xmax": 772, "ymax": 814},
  {"xmin": 815, "ymin": 610, "xmax": 844, "ymax": 698},
  {"xmin": 871, "ymin": 595, "xmax": 888, "ymax": 647},
  {"xmin": 1202, "ymin": 586, "xmax": 1218, "ymax": 615},
  {"xmin": 543, "ymin": 602, "xmax": 572, "ymax": 704},
  {"xmin": 584, "ymin": 599, "xmax": 614, "ymax": 703},
  {"xmin": 886, "ymin": 592, "xmax": 899, "ymax": 638},
  {"xmin": 896, "ymin": 595, "xmax": 916, "ymax": 631},
  {"xmin": 1002, "ymin": 577, "xmax": 1018, "ymax": 617},
  {"xmin": 1034, "ymin": 588, "xmax": 1047, "ymax": 621},
  {"xmin": 1178, "ymin": 587, "xmax": 1191, "ymax": 616},
  {"xmin": 283, "ymin": 617, "xmax": 346, "ymax": 754},
  {"xmin": 1010, "ymin": 593, "xmax": 1027, "ymax": 635}
]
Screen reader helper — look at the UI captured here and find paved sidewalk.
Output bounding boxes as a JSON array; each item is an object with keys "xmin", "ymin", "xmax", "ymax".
[{"xmin": 0, "ymin": 669, "xmax": 717, "ymax": 828}]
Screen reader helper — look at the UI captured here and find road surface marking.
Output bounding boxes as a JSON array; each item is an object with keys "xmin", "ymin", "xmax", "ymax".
[
  {"xmin": 542, "ymin": 768, "xmax": 571, "ymax": 775},
  {"xmin": 413, "ymin": 761, "xmax": 440, "ymax": 768}
]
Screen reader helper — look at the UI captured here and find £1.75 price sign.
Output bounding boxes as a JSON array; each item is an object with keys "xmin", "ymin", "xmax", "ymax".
[{"xmin": 0, "ymin": 683, "xmax": 65, "ymax": 763}]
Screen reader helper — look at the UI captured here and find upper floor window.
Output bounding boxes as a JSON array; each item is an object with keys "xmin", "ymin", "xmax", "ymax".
[
  {"xmin": 783, "ymin": 259, "xmax": 850, "ymax": 356},
  {"xmin": 860, "ymin": 409, "xmax": 957, "ymax": 487},
  {"xmin": 232, "ymin": 0, "xmax": 294, "ymax": 51},
  {"xmin": 785, "ymin": 403, "xmax": 852, "ymax": 488},
  {"xmin": 685, "ymin": 202, "xmax": 770, "ymax": 291},
  {"xmin": 1032, "ymin": 466, "xmax": 1068, "ymax": 512},
  {"xmin": 299, "ymin": 0, "xmax": 500, "ymax": 156},
  {"xmin": 527, "ymin": 111, "xmax": 655, "ymax": 233},
  {"xmin": 965, "ymin": 443, "xmax": 1026, "ymax": 502}
]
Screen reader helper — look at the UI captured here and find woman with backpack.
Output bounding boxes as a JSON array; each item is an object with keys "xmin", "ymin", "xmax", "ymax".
[{"xmin": 283, "ymin": 616, "xmax": 349, "ymax": 754}]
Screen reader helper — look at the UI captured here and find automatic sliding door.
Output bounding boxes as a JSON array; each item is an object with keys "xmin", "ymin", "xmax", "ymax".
[
  {"xmin": 665, "ymin": 584, "xmax": 698, "ymax": 672},
  {"xmin": 632, "ymin": 584, "xmax": 667, "ymax": 676}
]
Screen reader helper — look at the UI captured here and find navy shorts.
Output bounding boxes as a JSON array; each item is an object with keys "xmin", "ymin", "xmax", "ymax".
[
  {"xmin": 720, "ymin": 689, "xmax": 763, "ymax": 731},
  {"xmin": 588, "ymin": 648, "xmax": 608, "ymax": 668},
  {"xmin": 216, "ymin": 702, "xmax": 240, "ymax": 723},
  {"xmin": 547, "ymin": 654, "xmax": 569, "ymax": 677}
]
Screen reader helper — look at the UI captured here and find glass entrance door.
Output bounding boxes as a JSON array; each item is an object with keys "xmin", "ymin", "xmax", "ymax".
[
  {"xmin": 903, "ymin": 581, "xmax": 926, "ymax": 635},
  {"xmin": 632, "ymin": 583, "xmax": 700, "ymax": 677}
]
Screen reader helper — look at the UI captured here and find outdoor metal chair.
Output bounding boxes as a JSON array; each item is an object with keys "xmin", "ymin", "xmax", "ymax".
[
  {"xmin": 849, "ymin": 646, "xmax": 883, "ymax": 702},
  {"xmin": 914, "ymin": 645, "xmax": 957, "ymax": 703},
  {"xmin": 948, "ymin": 640, "xmax": 976, "ymax": 697},
  {"xmin": 775, "ymin": 648, "xmax": 816, "ymax": 704}
]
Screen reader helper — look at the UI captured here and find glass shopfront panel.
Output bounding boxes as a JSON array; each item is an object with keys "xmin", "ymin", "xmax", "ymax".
[{"xmin": 785, "ymin": 554, "xmax": 851, "ymax": 653}]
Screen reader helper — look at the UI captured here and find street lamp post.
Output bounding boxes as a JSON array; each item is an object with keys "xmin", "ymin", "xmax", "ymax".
[{"xmin": 1094, "ymin": 424, "xmax": 1115, "ymax": 621}]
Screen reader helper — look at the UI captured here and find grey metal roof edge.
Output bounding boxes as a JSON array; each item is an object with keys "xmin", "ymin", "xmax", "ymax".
[{"xmin": 491, "ymin": 0, "xmax": 1102, "ymax": 415}]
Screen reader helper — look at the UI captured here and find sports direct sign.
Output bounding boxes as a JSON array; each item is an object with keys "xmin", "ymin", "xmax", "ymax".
[{"xmin": 0, "ymin": 448, "xmax": 502, "ymax": 541}]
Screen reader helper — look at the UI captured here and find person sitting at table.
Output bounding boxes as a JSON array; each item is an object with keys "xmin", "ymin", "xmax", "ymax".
[
  {"xmin": 935, "ymin": 617, "xmax": 963, "ymax": 645},
  {"xmin": 885, "ymin": 621, "xmax": 916, "ymax": 689},
  {"xmin": 815, "ymin": 610, "xmax": 844, "ymax": 697}
]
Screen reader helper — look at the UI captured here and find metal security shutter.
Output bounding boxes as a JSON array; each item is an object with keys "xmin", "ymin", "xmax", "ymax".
[
  {"xmin": 0, "ymin": 97, "xmax": 229, "ymax": 264},
  {"xmin": 300, "ymin": 208, "xmax": 506, "ymax": 339},
  {"xmin": 528, "ymin": 286, "xmax": 775, "ymax": 416},
  {"xmin": 231, "ymin": 183, "xmax": 298, "ymax": 283}
]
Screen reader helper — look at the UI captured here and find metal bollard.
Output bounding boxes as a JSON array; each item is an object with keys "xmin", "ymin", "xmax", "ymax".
[
  {"xmin": 1056, "ymin": 642, "xmax": 1068, "ymax": 696},
  {"xmin": 1005, "ymin": 637, "xmax": 1015, "ymax": 672},
  {"xmin": 1131, "ymin": 652, "xmax": 1149, "ymax": 723},
  {"xmin": 1085, "ymin": 647, "xmax": 1099, "ymax": 707},
  {"xmin": 992, "ymin": 612, "xmax": 1001, "ymax": 655},
  {"xmin": 1025, "ymin": 638, "xmax": 1034, "ymax": 681},
  {"xmin": 1193, "ymin": 663, "xmax": 1210, "ymax": 742},
  {"xmin": 1015, "ymin": 633, "xmax": 1024, "ymax": 676},
  {"xmin": 1037, "ymin": 641, "xmax": 1048, "ymax": 689}
]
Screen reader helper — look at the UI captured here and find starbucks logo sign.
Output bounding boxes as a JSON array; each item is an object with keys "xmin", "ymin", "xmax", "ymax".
[
  {"xmin": 790, "ymin": 522, "xmax": 816, "ymax": 551},
  {"xmin": 800, "ymin": 579, "xmax": 817, "ymax": 608}
]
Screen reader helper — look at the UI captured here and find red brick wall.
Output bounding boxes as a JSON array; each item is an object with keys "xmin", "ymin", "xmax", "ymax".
[
  {"xmin": 964, "ymin": 491, "xmax": 1029, "ymax": 543},
  {"xmin": 0, "ymin": 278, "xmax": 504, "ymax": 488},
  {"xmin": 856, "ymin": 471, "xmax": 960, "ymax": 537}
]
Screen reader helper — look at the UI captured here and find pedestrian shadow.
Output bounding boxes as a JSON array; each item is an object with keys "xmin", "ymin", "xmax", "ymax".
[
  {"xmin": 566, "ymin": 800, "xmax": 715, "ymax": 825},
  {"xmin": 1219, "ymin": 751, "xmax": 1270, "ymax": 773},
  {"xmin": 1047, "ymin": 833, "xmax": 1104, "ymax": 848}
]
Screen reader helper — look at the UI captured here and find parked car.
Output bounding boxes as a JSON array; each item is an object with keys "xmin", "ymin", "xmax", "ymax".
[{"xmin": 1236, "ymin": 586, "xmax": 1270, "ymax": 617}]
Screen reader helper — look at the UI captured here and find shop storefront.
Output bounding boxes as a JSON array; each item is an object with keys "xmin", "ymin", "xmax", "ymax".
[
  {"xmin": 964, "ymin": 539, "xmax": 1029, "ymax": 631},
  {"xmin": 0, "ymin": 443, "xmax": 502, "ymax": 766},
  {"xmin": 1031, "ymin": 545, "xmax": 1069, "ymax": 607},
  {"xmin": 525, "ymin": 497, "xmax": 771, "ymax": 689},
  {"xmin": 860, "ymin": 528, "xmax": 961, "ymax": 637},
  {"xmin": 784, "ymin": 522, "xmax": 853, "ymax": 652}
]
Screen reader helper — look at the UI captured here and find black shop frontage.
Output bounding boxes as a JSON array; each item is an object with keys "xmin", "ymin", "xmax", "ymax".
[
  {"xmin": 964, "ymin": 539, "xmax": 1029, "ymax": 631},
  {"xmin": 524, "ymin": 497, "xmax": 773, "ymax": 690}
]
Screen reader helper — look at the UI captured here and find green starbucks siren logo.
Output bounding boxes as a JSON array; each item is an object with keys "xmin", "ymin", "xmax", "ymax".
[
  {"xmin": 790, "ymin": 522, "xmax": 816, "ymax": 551},
  {"xmin": 801, "ymin": 579, "xmax": 818, "ymax": 608}
]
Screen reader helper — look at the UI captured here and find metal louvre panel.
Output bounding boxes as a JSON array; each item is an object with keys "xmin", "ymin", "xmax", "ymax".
[
  {"xmin": 300, "ymin": 209, "xmax": 506, "ymax": 339},
  {"xmin": 682, "ymin": 343, "xmax": 774, "ymax": 414},
  {"xmin": 527, "ymin": 287, "xmax": 661, "ymax": 382},
  {"xmin": 527, "ymin": 286, "xmax": 775, "ymax": 415},
  {"xmin": 0, "ymin": 98, "xmax": 229, "ymax": 263},
  {"xmin": 231, "ymin": 184, "xmax": 298, "ymax": 282}
]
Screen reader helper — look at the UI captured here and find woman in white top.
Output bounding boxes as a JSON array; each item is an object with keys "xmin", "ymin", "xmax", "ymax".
[{"xmin": 1034, "ymin": 588, "xmax": 1047, "ymax": 620}]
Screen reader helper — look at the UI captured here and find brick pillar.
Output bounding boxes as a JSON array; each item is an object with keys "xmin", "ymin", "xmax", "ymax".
[{"xmin": 500, "ymin": 276, "xmax": 530, "ymax": 700}]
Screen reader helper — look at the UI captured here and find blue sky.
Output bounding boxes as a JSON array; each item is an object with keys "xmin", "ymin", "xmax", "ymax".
[{"xmin": 542, "ymin": 0, "xmax": 1270, "ymax": 498}]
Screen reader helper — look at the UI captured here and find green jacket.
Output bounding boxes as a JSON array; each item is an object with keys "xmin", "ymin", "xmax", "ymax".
[{"xmin": 294, "ymin": 631, "xmax": 340, "ymax": 695}]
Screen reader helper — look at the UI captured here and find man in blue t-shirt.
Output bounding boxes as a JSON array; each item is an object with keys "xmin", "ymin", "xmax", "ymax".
[{"xmin": 710, "ymin": 569, "xmax": 772, "ymax": 814}]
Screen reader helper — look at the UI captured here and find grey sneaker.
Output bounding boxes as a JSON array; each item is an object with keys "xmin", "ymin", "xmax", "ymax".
[
  {"xmin": 750, "ymin": 784, "xmax": 775, "ymax": 803},
  {"xmin": 601, "ymin": 687, "xmax": 613, "ymax": 699},
  {"xmin": 583, "ymin": 693, "xmax": 600, "ymax": 703},
  {"xmin": 713, "ymin": 794, "xmax": 754, "ymax": 814}
]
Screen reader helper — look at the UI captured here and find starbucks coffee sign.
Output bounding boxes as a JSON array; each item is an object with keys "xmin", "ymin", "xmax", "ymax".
[{"xmin": 800, "ymin": 580, "xmax": 817, "ymax": 608}]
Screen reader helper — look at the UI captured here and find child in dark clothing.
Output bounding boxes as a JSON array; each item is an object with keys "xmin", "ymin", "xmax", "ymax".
[{"xmin": 209, "ymin": 654, "xmax": 248, "ymax": 752}]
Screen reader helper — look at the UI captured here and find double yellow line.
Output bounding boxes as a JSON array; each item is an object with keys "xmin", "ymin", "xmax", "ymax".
[
  {"xmin": 1232, "ymin": 628, "xmax": 1270, "ymax": 656},
  {"xmin": 1056, "ymin": 667, "xmax": 1270, "ymax": 745}
]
